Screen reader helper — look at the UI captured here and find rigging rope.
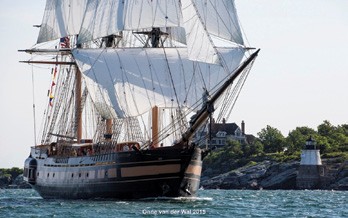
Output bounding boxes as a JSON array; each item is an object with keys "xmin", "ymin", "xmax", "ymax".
[
  {"xmin": 217, "ymin": 58, "xmax": 255, "ymax": 122},
  {"xmin": 31, "ymin": 60, "xmax": 37, "ymax": 146}
]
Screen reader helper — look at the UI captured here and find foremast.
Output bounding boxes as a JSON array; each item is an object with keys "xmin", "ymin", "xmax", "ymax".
[{"xmin": 180, "ymin": 49, "xmax": 260, "ymax": 144}]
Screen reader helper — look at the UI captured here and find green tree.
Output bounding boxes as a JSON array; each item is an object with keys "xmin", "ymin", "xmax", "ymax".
[
  {"xmin": 226, "ymin": 139, "xmax": 243, "ymax": 157},
  {"xmin": 315, "ymin": 134, "xmax": 331, "ymax": 153},
  {"xmin": 242, "ymin": 139, "xmax": 264, "ymax": 157},
  {"xmin": 286, "ymin": 126, "xmax": 316, "ymax": 153},
  {"xmin": 336, "ymin": 124, "xmax": 348, "ymax": 151},
  {"xmin": 318, "ymin": 120, "xmax": 335, "ymax": 137},
  {"xmin": 258, "ymin": 125, "xmax": 285, "ymax": 153},
  {"xmin": 317, "ymin": 121, "xmax": 348, "ymax": 152}
]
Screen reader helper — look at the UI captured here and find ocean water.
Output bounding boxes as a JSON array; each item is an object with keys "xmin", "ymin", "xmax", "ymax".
[{"xmin": 0, "ymin": 189, "xmax": 347, "ymax": 217}]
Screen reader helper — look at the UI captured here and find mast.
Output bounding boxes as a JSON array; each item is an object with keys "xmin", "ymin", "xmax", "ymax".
[
  {"xmin": 181, "ymin": 49, "xmax": 260, "ymax": 143},
  {"xmin": 105, "ymin": 119, "xmax": 113, "ymax": 141},
  {"xmin": 151, "ymin": 106, "xmax": 159, "ymax": 148},
  {"xmin": 75, "ymin": 66, "xmax": 82, "ymax": 143}
]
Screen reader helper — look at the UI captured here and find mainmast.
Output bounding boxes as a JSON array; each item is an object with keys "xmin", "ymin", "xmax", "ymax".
[{"xmin": 75, "ymin": 66, "xmax": 82, "ymax": 143}]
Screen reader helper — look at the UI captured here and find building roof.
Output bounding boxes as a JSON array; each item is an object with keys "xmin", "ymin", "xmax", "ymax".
[
  {"xmin": 245, "ymin": 134, "xmax": 256, "ymax": 144},
  {"xmin": 210, "ymin": 121, "xmax": 240, "ymax": 136}
]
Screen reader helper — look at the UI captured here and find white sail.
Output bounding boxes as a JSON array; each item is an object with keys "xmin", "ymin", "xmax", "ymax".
[
  {"xmin": 83, "ymin": 75, "xmax": 118, "ymax": 119},
  {"xmin": 181, "ymin": 0, "xmax": 218, "ymax": 64},
  {"xmin": 78, "ymin": 0, "xmax": 124, "ymax": 44},
  {"xmin": 123, "ymin": 0, "xmax": 182, "ymax": 30},
  {"xmin": 192, "ymin": 0, "xmax": 244, "ymax": 45},
  {"xmin": 37, "ymin": 0, "xmax": 88, "ymax": 44},
  {"xmin": 72, "ymin": 47, "xmax": 244, "ymax": 118},
  {"xmin": 181, "ymin": 0, "xmax": 244, "ymax": 65},
  {"xmin": 78, "ymin": 0, "xmax": 183, "ymax": 44}
]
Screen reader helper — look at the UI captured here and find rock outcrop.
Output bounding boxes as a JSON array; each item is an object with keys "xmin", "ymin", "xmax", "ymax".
[
  {"xmin": 328, "ymin": 161, "xmax": 348, "ymax": 190},
  {"xmin": 201, "ymin": 161, "xmax": 298, "ymax": 190},
  {"xmin": 201, "ymin": 159, "xmax": 347, "ymax": 190},
  {"xmin": 12, "ymin": 174, "xmax": 31, "ymax": 189},
  {"xmin": 0, "ymin": 168, "xmax": 31, "ymax": 189}
]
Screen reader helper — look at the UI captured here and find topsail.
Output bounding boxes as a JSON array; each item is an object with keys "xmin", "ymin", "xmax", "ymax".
[
  {"xmin": 37, "ymin": 0, "xmax": 88, "ymax": 44},
  {"xmin": 78, "ymin": 0, "xmax": 184, "ymax": 44}
]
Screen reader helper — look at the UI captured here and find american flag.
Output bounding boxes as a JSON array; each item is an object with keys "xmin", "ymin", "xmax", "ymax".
[{"xmin": 60, "ymin": 37, "xmax": 70, "ymax": 48}]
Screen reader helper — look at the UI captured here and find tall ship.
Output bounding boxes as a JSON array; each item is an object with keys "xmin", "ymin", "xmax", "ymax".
[{"xmin": 21, "ymin": 0, "xmax": 259, "ymax": 199}]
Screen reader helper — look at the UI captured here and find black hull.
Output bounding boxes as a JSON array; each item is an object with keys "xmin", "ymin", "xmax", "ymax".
[{"xmin": 24, "ymin": 146, "xmax": 202, "ymax": 199}]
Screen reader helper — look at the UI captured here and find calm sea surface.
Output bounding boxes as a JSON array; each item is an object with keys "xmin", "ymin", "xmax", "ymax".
[{"xmin": 0, "ymin": 189, "xmax": 346, "ymax": 217}]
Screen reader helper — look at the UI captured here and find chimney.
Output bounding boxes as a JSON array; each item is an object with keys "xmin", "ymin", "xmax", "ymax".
[{"xmin": 241, "ymin": 120, "xmax": 245, "ymax": 135}]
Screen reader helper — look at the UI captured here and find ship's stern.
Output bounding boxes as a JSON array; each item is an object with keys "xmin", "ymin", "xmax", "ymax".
[{"xmin": 23, "ymin": 157, "xmax": 37, "ymax": 186}]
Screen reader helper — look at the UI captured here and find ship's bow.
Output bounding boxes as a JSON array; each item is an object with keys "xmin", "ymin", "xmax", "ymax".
[{"xmin": 179, "ymin": 147, "xmax": 202, "ymax": 197}]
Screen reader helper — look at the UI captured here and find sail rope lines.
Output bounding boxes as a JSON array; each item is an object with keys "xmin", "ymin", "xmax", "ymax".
[
  {"xmin": 56, "ymin": 67, "xmax": 75, "ymax": 137},
  {"xmin": 42, "ymin": 55, "xmax": 61, "ymax": 143},
  {"xmin": 216, "ymin": 59, "xmax": 253, "ymax": 123},
  {"xmin": 217, "ymin": 63, "xmax": 250, "ymax": 122},
  {"xmin": 43, "ymin": 64, "xmax": 74, "ymax": 143},
  {"xmin": 198, "ymin": 56, "xmax": 257, "ymax": 144},
  {"xmin": 46, "ymin": 63, "xmax": 75, "ymax": 138}
]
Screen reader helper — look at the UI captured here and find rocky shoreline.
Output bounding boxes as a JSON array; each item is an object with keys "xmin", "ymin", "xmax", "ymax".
[{"xmin": 201, "ymin": 159, "xmax": 348, "ymax": 191}]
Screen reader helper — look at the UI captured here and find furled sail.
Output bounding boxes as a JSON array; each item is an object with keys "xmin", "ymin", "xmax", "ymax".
[
  {"xmin": 78, "ymin": 0, "xmax": 183, "ymax": 44},
  {"xmin": 72, "ymin": 47, "xmax": 244, "ymax": 119},
  {"xmin": 37, "ymin": 0, "xmax": 88, "ymax": 44}
]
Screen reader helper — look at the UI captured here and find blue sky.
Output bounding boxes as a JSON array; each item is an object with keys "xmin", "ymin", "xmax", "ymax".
[{"xmin": 0, "ymin": 0, "xmax": 347, "ymax": 168}]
